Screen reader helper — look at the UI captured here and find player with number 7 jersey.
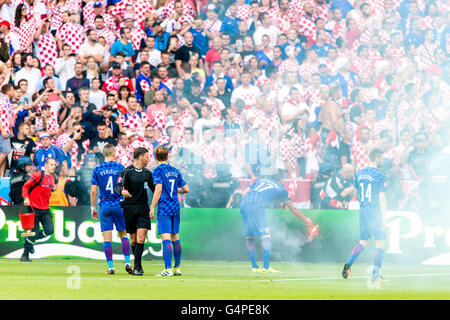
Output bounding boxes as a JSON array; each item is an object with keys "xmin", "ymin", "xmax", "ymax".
[{"xmin": 150, "ymin": 146, "xmax": 189, "ymax": 277}]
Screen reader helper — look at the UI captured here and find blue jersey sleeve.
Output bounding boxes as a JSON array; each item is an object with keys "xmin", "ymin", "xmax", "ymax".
[
  {"xmin": 153, "ymin": 168, "xmax": 162, "ymax": 185},
  {"xmin": 177, "ymin": 171, "xmax": 186, "ymax": 188}
]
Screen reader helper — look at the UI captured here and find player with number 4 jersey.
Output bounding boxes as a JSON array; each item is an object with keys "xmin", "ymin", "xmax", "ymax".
[
  {"xmin": 90, "ymin": 144, "xmax": 132, "ymax": 275},
  {"xmin": 342, "ymin": 148, "xmax": 389, "ymax": 282}
]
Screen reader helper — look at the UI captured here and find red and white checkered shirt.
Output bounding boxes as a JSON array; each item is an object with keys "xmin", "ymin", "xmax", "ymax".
[
  {"xmin": 109, "ymin": 0, "xmax": 132, "ymax": 18},
  {"xmin": 288, "ymin": 0, "xmax": 307, "ymax": 17},
  {"xmin": 383, "ymin": 146, "xmax": 401, "ymax": 167},
  {"xmin": 351, "ymin": 140, "xmax": 373, "ymax": 171},
  {"xmin": 194, "ymin": 141, "xmax": 217, "ymax": 178},
  {"xmin": 84, "ymin": 3, "xmax": 115, "ymax": 31},
  {"xmin": 204, "ymin": 98, "xmax": 225, "ymax": 119},
  {"xmin": 305, "ymin": 86, "xmax": 321, "ymax": 107},
  {"xmin": 370, "ymin": 0, "xmax": 385, "ymax": 17},
  {"xmin": 280, "ymin": 136, "xmax": 297, "ymax": 171},
  {"xmin": 314, "ymin": 3, "xmax": 330, "ymax": 24},
  {"xmin": 272, "ymin": 11, "xmax": 291, "ymax": 34},
  {"xmin": 95, "ymin": 27, "xmax": 115, "ymax": 51},
  {"xmin": 203, "ymin": 18, "xmax": 222, "ymax": 42},
  {"xmin": 151, "ymin": 111, "xmax": 167, "ymax": 133},
  {"xmin": 230, "ymin": 85, "xmax": 261, "ymax": 108},
  {"xmin": 298, "ymin": 62, "xmax": 319, "ymax": 82},
  {"xmin": 359, "ymin": 86, "xmax": 379, "ymax": 104},
  {"xmin": 134, "ymin": 0, "xmax": 156, "ymax": 24},
  {"xmin": 292, "ymin": 131, "xmax": 307, "ymax": 158},
  {"xmin": 55, "ymin": 133, "xmax": 90, "ymax": 171},
  {"xmin": 416, "ymin": 43, "xmax": 438, "ymax": 70},
  {"xmin": 138, "ymin": 76, "xmax": 152, "ymax": 96},
  {"xmin": 255, "ymin": 111, "xmax": 280, "ymax": 141},
  {"xmin": 35, "ymin": 115, "xmax": 59, "ymax": 135},
  {"xmin": 36, "ymin": 32, "xmax": 58, "ymax": 68},
  {"xmin": 129, "ymin": 136, "xmax": 155, "ymax": 161},
  {"xmin": 159, "ymin": 0, "xmax": 195, "ymax": 20},
  {"xmin": 245, "ymin": 105, "xmax": 265, "ymax": 124},
  {"xmin": 0, "ymin": 94, "xmax": 13, "ymax": 134},
  {"xmin": 11, "ymin": 20, "xmax": 35, "ymax": 53},
  {"xmin": 420, "ymin": 16, "xmax": 433, "ymax": 30},
  {"xmin": 278, "ymin": 58, "xmax": 299, "ymax": 75},
  {"xmin": 115, "ymin": 144, "xmax": 133, "ymax": 167},
  {"xmin": 229, "ymin": 109, "xmax": 245, "ymax": 129},
  {"xmin": 297, "ymin": 15, "xmax": 317, "ymax": 39},
  {"xmin": 102, "ymin": 76, "xmax": 133, "ymax": 93},
  {"xmin": 352, "ymin": 56, "xmax": 373, "ymax": 74},
  {"xmin": 388, "ymin": 46, "xmax": 406, "ymax": 61},
  {"xmin": 120, "ymin": 110, "xmax": 149, "ymax": 135},
  {"xmin": 326, "ymin": 19, "xmax": 347, "ymax": 43},
  {"xmin": 48, "ymin": 1, "xmax": 77, "ymax": 31},
  {"xmin": 373, "ymin": 118, "xmax": 396, "ymax": 138},
  {"xmin": 235, "ymin": 4, "xmax": 252, "ymax": 21},
  {"xmin": 57, "ymin": 22, "xmax": 86, "ymax": 54},
  {"xmin": 368, "ymin": 48, "xmax": 383, "ymax": 66}
]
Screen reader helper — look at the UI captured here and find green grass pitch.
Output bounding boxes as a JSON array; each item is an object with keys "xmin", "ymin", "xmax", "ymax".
[{"xmin": 1, "ymin": 259, "xmax": 450, "ymax": 299}]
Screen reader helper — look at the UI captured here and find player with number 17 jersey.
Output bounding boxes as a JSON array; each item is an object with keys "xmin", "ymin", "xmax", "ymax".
[{"xmin": 241, "ymin": 179, "xmax": 290, "ymax": 237}]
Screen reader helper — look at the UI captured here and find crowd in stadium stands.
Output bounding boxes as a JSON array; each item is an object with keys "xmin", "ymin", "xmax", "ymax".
[{"xmin": 0, "ymin": 0, "xmax": 449, "ymax": 210}]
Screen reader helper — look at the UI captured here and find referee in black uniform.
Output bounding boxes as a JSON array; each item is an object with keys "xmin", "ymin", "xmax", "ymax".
[{"xmin": 115, "ymin": 147, "xmax": 155, "ymax": 276}]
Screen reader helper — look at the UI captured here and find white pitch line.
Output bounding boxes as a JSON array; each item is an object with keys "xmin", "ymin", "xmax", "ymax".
[
  {"xmin": 0, "ymin": 260, "xmax": 339, "ymax": 269},
  {"xmin": 1, "ymin": 272, "xmax": 450, "ymax": 282}
]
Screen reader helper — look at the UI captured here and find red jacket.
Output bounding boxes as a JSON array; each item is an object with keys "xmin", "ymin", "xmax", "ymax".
[{"xmin": 22, "ymin": 172, "xmax": 56, "ymax": 210}]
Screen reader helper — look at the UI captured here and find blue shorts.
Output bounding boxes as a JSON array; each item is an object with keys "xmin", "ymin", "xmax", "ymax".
[
  {"xmin": 359, "ymin": 213, "xmax": 386, "ymax": 241},
  {"xmin": 240, "ymin": 204, "xmax": 270, "ymax": 237},
  {"xmin": 99, "ymin": 206, "xmax": 126, "ymax": 232},
  {"xmin": 157, "ymin": 214, "xmax": 180, "ymax": 235},
  {"xmin": 0, "ymin": 134, "xmax": 11, "ymax": 154}
]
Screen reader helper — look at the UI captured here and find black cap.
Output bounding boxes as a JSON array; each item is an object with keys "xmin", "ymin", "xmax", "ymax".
[
  {"xmin": 103, "ymin": 105, "xmax": 113, "ymax": 111},
  {"xmin": 111, "ymin": 62, "xmax": 121, "ymax": 69}
]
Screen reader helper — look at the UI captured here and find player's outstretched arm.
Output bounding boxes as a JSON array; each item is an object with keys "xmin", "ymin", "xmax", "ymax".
[
  {"xmin": 90, "ymin": 185, "xmax": 98, "ymax": 220},
  {"xmin": 178, "ymin": 184, "xmax": 190, "ymax": 194},
  {"xmin": 285, "ymin": 200, "xmax": 313, "ymax": 226},
  {"xmin": 226, "ymin": 187, "xmax": 250, "ymax": 208}
]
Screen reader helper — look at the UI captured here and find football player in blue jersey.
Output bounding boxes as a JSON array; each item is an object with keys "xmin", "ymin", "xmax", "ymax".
[
  {"xmin": 150, "ymin": 145, "xmax": 190, "ymax": 277},
  {"xmin": 342, "ymin": 148, "xmax": 389, "ymax": 282},
  {"xmin": 90, "ymin": 144, "xmax": 132, "ymax": 275},
  {"xmin": 228, "ymin": 173, "xmax": 318, "ymax": 273}
]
